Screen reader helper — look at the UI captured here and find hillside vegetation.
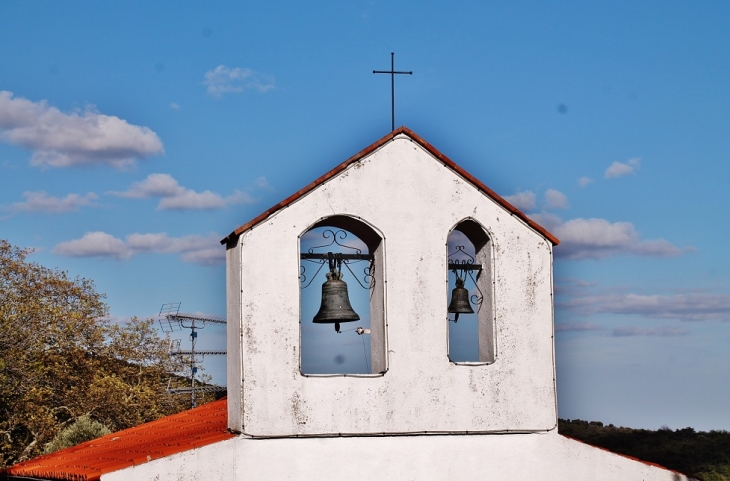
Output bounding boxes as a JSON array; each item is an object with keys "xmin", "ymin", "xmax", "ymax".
[
  {"xmin": 0, "ymin": 240, "xmax": 215, "ymax": 467},
  {"xmin": 559, "ymin": 419, "xmax": 730, "ymax": 481}
]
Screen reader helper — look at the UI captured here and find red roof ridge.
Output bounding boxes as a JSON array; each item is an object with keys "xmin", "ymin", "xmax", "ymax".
[
  {"xmin": 1, "ymin": 398, "xmax": 234, "ymax": 481},
  {"xmin": 220, "ymin": 126, "xmax": 559, "ymax": 246},
  {"xmin": 559, "ymin": 434, "xmax": 696, "ymax": 479}
]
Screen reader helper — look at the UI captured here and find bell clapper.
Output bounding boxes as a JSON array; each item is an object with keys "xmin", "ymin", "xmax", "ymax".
[{"xmin": 335, "ymin": 322, "xmax": 341, "ymax": 333}]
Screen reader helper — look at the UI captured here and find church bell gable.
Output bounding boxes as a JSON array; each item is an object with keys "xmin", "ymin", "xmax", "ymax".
[{"xmin": 224, "ymin": 128, "xmax": 558, "ymax": 437}]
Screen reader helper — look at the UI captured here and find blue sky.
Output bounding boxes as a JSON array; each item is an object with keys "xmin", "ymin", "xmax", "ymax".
[{"xmin": 1, "ymin": 1, "xmax": 728, "ymax": 431}]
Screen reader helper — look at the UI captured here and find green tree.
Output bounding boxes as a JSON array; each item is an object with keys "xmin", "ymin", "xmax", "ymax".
[
  {"xmin": 559, "ymin": 419, "xmax": 730, "ymax": 480},
  {"xmin": 0, "ymin": 240, "xmax": 213, "ymax": 467}
]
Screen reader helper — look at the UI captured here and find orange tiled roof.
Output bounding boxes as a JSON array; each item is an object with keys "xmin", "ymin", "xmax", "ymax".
[
  {"xmin": 1, "ymin": 398, "xmax": 234, "ymax": 481},
  {"xmin": 220, "ymin": 126, "xmax": 559, "ymax": 246}
]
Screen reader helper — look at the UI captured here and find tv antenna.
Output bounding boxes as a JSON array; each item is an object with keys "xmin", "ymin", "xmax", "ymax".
[{"xmin": 159, "ymin": 302, "xmax": 226, "ymax": 408}]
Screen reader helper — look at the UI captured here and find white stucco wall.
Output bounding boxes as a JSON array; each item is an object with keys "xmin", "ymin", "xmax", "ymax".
[
  {"xmin": 167, "ymin": 132, "xmax": 698, "ymax": 481},
  {"xmin": 227, "ymin": 134, "xmax": 557, "ymax": 437},
  {"xmin": 102, "ymin": 432, "xmax": 694, "ymax": 481}
]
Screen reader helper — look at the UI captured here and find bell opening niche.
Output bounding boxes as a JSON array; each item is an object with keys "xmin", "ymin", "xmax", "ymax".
[
  {"xmin": 299, "ymin": 216, "xmax": 386, "ymax": 376},
  {"xmin": 447, "ymin": 219, "xmax": 495, "ymax": 364}
]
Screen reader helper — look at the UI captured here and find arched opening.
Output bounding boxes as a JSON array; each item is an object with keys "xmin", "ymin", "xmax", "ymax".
[
  {"xmin": 299, "ymin": 216, "xmax": 386, "ymax": 375},
  {"xmin": 447, "ymin": 219, "xmax": 494, "ymax": 364}
]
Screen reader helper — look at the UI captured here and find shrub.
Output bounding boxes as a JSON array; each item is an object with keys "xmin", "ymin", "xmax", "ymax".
[{"xmin": 44, "ymin": 416, "xmax": 111, "ymax": 454}]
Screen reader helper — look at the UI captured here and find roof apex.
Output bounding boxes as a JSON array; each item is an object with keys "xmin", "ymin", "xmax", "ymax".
[{"xmin": 221, "ymin": 127, "xmax": 559, "ymax": 246}]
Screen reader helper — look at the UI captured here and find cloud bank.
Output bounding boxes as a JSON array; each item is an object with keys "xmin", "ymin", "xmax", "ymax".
[
  {"xmin": 0, "ymin": 91, "xmax": 164, "ymax": 168},
  {"xmin": 4, "ymin": 191, "xmax": 98, "ymax": 214},
  {"xmin": 109, "ymin": 173, "xmax": 264, "ymax": 210},
  {"xmin": 555, "ymin": 321, "xmax": 603, "ymax": 332},
  {"xmin": 503, "ymin": 190, "xmax": 536, "ymax": 211},
  {"xmin": 505, "ymin": 188, "xmax": 569, "ymax": 212},
  {"xmin": 530, "ymin": 213, "xmax": 691, "ymax": 260},
  {"xmin": 611, "ymin": 326, "xmax": 690, "ymax": 337},
  {"xmin": 544, "ymin": 188, "xmax": 569, "ymax": 210},
  {"xmin": 53, "ymin": 231, "xmax": 224, "ymax": 265},
  {"xmin": 204, "ymin": 66, "xmax": 275, "ymax": 97},
  {"xmin": 560, "ymin": 292, "xmax": 730, "ymax": 322}
]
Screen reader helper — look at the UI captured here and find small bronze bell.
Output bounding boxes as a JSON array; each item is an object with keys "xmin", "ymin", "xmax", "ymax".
[
  {"xmin": 313, "ymin": 271, "xmax": 360, "ymax": 332},
  {"xmin": 448, "ymin": 277, "xmax": 474, "ymax": 322}
]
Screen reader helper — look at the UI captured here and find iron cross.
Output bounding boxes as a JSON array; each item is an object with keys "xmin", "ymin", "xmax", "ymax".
[{"xmin": 373, "ymin": 52, "xmax": 412, "ymax": 131}]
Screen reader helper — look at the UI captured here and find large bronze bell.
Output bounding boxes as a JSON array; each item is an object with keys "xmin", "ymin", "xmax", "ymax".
[
  {"xmin": 448, "ymin": 278, "xmax": 474, "ymax": 322},
  {"xmin": 313, "ymin": 271, "xmax": 360, "ymax": 332}
]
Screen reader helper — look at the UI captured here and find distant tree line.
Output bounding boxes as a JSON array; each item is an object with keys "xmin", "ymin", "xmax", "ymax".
[
  {"xmin": 0, "ymin": 240, "xmax": 216, "ymax": 467},
  {"xmin": 559, "ymin": 419, "xmax": 730, "ymax": 481}
]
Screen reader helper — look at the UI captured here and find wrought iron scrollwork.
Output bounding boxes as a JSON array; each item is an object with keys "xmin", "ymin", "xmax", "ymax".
[
  {"xmin": 467, "ymin": 269, "xmax": 484, "ymax": 313},
  {"xmin": 342, "ymin": 256, "xmax": 376, "ymax": 291},
  {"xmin": 300, "ymin": 229, "xmax": 375, "ymax": 291},
  {"xmin": 448, "ymin": 245, "xmax": 475, "ymax": 266},
  {"xmin": 308, "ymin": 229, "xmax": 362, "ymax": 255}
]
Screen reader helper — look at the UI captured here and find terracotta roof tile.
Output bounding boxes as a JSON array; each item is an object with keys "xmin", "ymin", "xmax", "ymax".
[
  {"xmin": 1, "ymin": 398, "xmax": 234, "ymax": 481},
  {"xmin": 221, "ymin": 126, "xmax": 559, "ymax": 246}
]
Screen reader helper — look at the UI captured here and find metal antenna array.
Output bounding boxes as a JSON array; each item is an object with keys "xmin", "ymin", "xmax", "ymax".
[{"xmin": 159, "ymin": 302, "xmax": 226, "ymax": 408}]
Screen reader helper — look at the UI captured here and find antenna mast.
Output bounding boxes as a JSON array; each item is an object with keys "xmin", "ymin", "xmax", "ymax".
[{"xmin": 159, "ymin": 302, "xmax": 226, "ymax": 408}]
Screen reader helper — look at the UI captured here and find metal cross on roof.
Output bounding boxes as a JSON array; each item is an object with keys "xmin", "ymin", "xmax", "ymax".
[{"xmin": 373, "ymin": 52, "xmax": 412, "ymax": 132}]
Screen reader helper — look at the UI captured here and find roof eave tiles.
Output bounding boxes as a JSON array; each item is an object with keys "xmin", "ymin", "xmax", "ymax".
[{"xmin": 0, "ymin": 398, "xmax": 235, "ymax": 481}]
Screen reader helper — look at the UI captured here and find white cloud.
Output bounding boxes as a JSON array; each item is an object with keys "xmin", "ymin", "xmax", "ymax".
[
  {"xmin": 526, "ymin": 212, "xmax": 564, "ymax": 232},
  {"xmin": 156, "ymin": 188, "xmax": 254, "ymax": 210},
  {"xmin": 555, "ymin": 322, "xmax": 691, "ymax": 338},
  {"xmin": 544, "ymin": 188, "xmax": 569, "ymax": 210},
  {"xmin": 0, "ymin": 91, "xmax": 164, "ymax": 169},
  {"xmin": 254, "ymin": 176, "xmax": 273, "ymax": 190},
  {"xmin": 125, "ymin": 232, "xmax": 170, "ymax": 251},
  {"xmin": 108, "ymin": 173, "xmax": 259, "ymax": 211},
  {"xmin": 114, "ymin": 173, "xmax": 181, "ymax": 198},
  {"xmin": 4, "ymin": 191, "xmax": 98, "ymax": 214},
  {"xmin": 503, "ymin": 190, "xmax": 536, "ymax": 211},
  {"xmin": 169, "ymin": 102, "xmax": 180, "ymax": 110},
  {"xmin": 555, "ymin": 322, "xmax": 604, "ymax": 332},
  {"xmin": 561, "ymin": 292, "xmax": 730, "ymax": 322},
  {"xmin": 604, "ymin": 157, "xmax": 641, "ymax": 179},
  {"xmin": 555, "ymin": 218, "xmax": 687, "ymax": 259},
  {"xmin": 554, "ymin": 277, "xmax": 597, "ymax": 295},
  {"xmin": 53, "ymin": 231, "xmax": 224, "ymax": 265},
  {"xmin": 611, "ymin": 326, "xmax": 690, "ymax": 337},
  {"xmin": 203, "ymin": 65, "xmax": 275, "ymax": 97},
  {"xmin": 578, "ymin": 176, "xmax": 594, "ymax": 188},
  {"xmin": 532, "ymin": 215, "xmax": 692, "ymax": 260},
  {"xmin": 53, "ymin": 231, "xmax": 132, "ymax": 259}
]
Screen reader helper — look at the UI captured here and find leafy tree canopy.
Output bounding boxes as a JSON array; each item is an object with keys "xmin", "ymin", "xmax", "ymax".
[
  {"xmin": 0, "ymin": 240, "xmax": 208, "ymax": 467},
  {"xmin": 559, "ymin": 419, "xmax": 730, "ymax": 481}
]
